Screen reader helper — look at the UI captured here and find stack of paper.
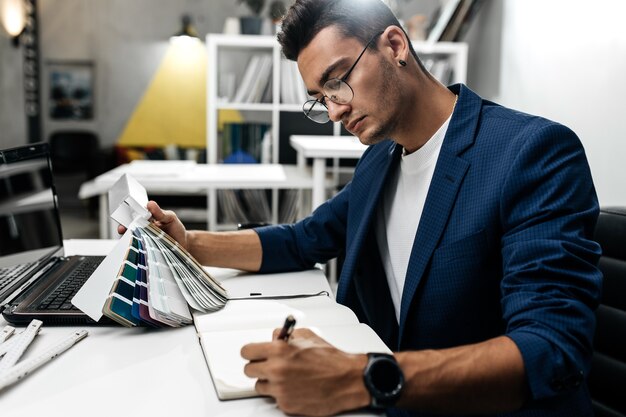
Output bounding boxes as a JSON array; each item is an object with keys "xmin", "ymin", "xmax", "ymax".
[{"xmin": 72, "ymin": 174, "xmax": 228, "ymax": 327}]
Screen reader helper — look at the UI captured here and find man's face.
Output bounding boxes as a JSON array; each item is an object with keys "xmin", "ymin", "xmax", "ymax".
[{"xmin": 297, "ymin": 26, "xmax": 401, "ymax": 145}]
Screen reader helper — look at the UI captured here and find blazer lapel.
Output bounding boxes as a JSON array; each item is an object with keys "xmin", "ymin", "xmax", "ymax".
[
  {"xmin": 397, "ymin": 151, "xmax": 469, "ymax": 344},
  {"xmin": 397, "ymin": 84, "xmax": 482, "ymax": 346},
  {"xmin": 336, "ymin": 141, "xmax": 401, "ymax": 303}
]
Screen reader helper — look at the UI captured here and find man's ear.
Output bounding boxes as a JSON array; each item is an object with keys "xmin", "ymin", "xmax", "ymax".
[{"xmin": 381, "ymin": 25, "xmax": 410, "ymax": 65}]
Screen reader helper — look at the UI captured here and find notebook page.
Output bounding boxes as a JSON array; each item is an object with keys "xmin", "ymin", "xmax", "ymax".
[
  {"xmin": 211, "ymin": 268, "xmax": 332, "ymax": 299},
  {"xmin": 193, "ymin": 296, "xmax": 358, "ymax": 333},
  {"xmin": 199, "ymin": 323, "xmax": 391, "ymax": 400}
]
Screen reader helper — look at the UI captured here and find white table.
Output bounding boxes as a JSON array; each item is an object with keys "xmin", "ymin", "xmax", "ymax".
[
  {"xmin": 79, "ymin": 161, "xmax": 317, "ymax": 237},
  {"xmin": 289, "ymin": 135, "xmax": 367, "ymax": 210},
  {"xmin": 1, "ymin": 239, "xmax": 379, "ymax": 417}
]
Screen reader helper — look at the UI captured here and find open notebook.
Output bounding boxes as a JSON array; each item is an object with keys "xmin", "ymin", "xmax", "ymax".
[{"xmin": 195, "ymin": 268, "xmax": 391, "ymax": 400}]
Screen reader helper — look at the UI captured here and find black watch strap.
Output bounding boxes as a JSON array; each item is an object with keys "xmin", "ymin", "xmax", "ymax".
[{"xmin": 363, "ymin": 352, "xmax": 404, "ymax": 409}]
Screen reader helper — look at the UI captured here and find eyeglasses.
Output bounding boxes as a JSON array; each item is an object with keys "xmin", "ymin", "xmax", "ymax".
[{"xmin": 303, "ymin": 31, "xmax": 383, "ymax": 124}]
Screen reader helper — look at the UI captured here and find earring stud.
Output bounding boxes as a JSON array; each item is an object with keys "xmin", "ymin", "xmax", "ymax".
[{"xmin": 399, "ymin": 60, "xmax": 407, "ymax": 67}]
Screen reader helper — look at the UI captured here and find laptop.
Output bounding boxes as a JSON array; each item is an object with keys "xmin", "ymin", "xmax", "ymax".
[{"xmin": 0, "ymin": 143, "xmax": 107, "ymax": 325}]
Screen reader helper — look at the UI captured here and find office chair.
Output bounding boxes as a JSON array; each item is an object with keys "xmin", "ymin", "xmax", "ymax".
[
  {"xmin": 588, "ymin": 207, "xmax": 626, "ymax": 417},
  {"xmin": 48, "ymin": 130, "xmax": 102, "ymax": 214}
]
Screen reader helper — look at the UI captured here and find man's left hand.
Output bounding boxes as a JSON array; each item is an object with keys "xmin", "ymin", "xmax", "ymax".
[{"xmin": 241, "ymin": 328, "xmax": 370, "ymax": 417}]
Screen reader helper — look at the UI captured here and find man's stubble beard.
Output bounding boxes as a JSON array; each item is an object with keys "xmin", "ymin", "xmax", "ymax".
[{"xmin": 358, "ymin": 57, "xmax": 403, "ymax": 146}]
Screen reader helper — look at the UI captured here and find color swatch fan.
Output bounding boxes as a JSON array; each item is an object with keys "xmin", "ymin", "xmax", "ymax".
[{"xmin": 72, "ymin": 174, "xmax": 228, "ymax": 327}]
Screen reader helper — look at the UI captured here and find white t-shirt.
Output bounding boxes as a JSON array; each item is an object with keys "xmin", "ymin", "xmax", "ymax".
[{"xmin": 375, "ymin": 116, "xmax": 451, "ymax": 321}]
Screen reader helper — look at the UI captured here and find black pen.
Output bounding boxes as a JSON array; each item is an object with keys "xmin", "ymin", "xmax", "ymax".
[{"xmin": 277, "ymin": 315, "xmax": 296, "ymax": 341}]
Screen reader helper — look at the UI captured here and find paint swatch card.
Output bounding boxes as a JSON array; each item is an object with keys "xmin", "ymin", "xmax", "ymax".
[{"xmin": 74, "ymin": 174, "xmax": 228, "ymax": 327}]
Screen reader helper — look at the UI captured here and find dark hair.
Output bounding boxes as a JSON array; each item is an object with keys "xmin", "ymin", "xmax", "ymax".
[{"xmin": 277, "ymin": 0, "xmax": 420, "ymax": 66}]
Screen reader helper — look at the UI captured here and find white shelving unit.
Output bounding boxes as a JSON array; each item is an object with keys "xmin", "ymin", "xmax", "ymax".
[{"xmin": 206, "ymin": 34, "xmax": 468, "ymax": 229}]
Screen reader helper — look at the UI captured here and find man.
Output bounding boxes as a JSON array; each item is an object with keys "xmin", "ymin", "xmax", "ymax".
[{"xmin": 133, "ymin": 0, "xmax": 602, "ymax": 415}]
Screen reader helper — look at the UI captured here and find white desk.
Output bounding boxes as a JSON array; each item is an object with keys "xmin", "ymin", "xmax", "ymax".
[
  {"xmin": 289, "ymin": 135, "xmax": 367, "ymax": 210},
  {"xmin": 1, "ymin": 239, "xmax": 379, "ymax": 417},
  {"xmin": 79, "ymin": 161, "xmax": 316, "ymax": 238}
]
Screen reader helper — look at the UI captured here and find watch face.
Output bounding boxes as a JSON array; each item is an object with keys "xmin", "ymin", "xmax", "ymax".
[
  {"xmin": 364, "ymin": 353, "xmax": 404, "ymax": 408},
  {"xmin": 370, "ymin": 358, "xmax": 403, "ymax": 396}
]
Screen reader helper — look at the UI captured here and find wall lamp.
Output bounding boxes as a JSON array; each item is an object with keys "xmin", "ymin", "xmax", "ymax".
[{"xmin": 1, "ymin": 0, "xmax": 27, "ymax": 47}]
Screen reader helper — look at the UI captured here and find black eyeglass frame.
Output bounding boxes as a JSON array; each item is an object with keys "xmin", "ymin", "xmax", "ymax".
[{"xmin": 303, "ymin": 31, "xmax": 384, "ymax": 123}]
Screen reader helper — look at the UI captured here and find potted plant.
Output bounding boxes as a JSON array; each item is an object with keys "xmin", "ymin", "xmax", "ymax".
[
  {"xmin": 239, "ymin": 0, "xmax": 266, "ymax": 34},
  {"xmin": 268, "ymin": 0, "xmax": 286, "ymax": 24}
]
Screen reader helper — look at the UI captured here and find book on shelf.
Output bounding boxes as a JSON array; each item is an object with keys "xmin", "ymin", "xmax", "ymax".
[
  {"xmin": 449, "ymin": 0, "xmax": 485, "ymax": 42},
  {"xmin": 195, "ymin": 268, "xmax": 391, "ymax": 400},
  {"xmin": 221, "ymin": 122, "xmax": 270, "ymax": 163},
  {"xmin": 261, "ymin": 75, "xmax": 273, "ymax": 103},
  {"xmin": 218, "ymin": 189, "xmax": 251, "ymax": 225},
  {"xmin": 280, "ymin": 59, "xmax": 307, "ymax": 105},
  {"xmin": 280, "ymin": 59, "xmax": 294, "ymax": 105},
  {"xmin": 217, "ymin": 187, "xmax": 273, "ymax": 225},
  {"xmin": 427, "ymin": 0, "xmax": 463, "ymax": 42},
  {"xmin": 439, "ymin": 0, "xmax": 485, "ymax": 42},
  {"xmin": 245, "ymin": 54, "xmax": 273, "ymax": 103},
  {"xmin": 233, "ymin": 54, "xmax": 260, "ymax": 103},
  {"xmin": 233, "ymin": 54, "xmax": 273, "ymax": 104},
  {"xmin": 218, "ymin": 122, "xmax": 273, "ymax": 226},
  {"xmin": 72, "ymin": 174, "xmax": 228, "ymax": 327},
  {"xmin": 279, "ymin": 189, "xmax": 299, "ymax": 223}
]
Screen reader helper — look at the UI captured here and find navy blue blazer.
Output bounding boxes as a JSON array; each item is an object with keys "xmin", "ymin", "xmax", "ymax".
[{"xmin": 256, "ymin": 84, "xmax": 602, "ymax": 416}]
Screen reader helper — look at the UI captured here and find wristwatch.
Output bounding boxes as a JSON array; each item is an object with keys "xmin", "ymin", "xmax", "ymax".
[{"xmin": 363, "ymin": 353, "xmax": 405, "ymax": 409}]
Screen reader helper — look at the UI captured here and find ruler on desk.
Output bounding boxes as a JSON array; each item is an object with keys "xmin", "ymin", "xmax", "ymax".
[
  {"xmin": 0, "ymin": 320, "xmax": 88, "ymax": 391},
  {"xmin": 1, "ymin": 325, "xmax": 15, "ymax": 343}
]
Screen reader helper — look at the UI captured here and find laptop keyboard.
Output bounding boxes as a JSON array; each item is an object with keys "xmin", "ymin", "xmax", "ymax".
[
  {"xmin": 37, "ymin": 257, "xmax": 105, "ymax": 311},
  {"xmin": 0, "ymin": 262, "xmax": 36, "ymax": 292}
]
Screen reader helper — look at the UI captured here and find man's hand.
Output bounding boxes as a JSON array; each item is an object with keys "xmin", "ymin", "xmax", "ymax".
[
  {"xmin": 117, "ymin": 200, "xmax": 189, "ymax": 249},
  {"xmin": 241, "ymin": 328, "xmax": 370, "ymax": 417}
]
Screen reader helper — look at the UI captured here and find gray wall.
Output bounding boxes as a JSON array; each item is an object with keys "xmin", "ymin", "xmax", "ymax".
[
  {"xmin": 464, "ymin": 0, "xmax": 626, "ymax": 206},
  {"xmin": 0, "ymin": 32, "xmax": 26, "ymax": 149},
  {"xmin": 0, "ymin": 0, "xmax": 248, "ymax": 150}
]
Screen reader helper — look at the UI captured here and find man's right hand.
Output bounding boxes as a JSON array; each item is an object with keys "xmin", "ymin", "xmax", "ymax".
[{"xmin": 117, "ymin": 200, "xmax": 189, "ymax": 250}]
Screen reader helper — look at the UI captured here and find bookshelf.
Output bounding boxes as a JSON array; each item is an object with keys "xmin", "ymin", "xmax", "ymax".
[{"xmin": 206, "ymin": 34, "xmax": 468, "ymax": 229}]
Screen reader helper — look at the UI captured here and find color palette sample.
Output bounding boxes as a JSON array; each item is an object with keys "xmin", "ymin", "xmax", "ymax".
[{"xmin": 102, "ymin": 223, "xmax": 228, "ymax": 327}]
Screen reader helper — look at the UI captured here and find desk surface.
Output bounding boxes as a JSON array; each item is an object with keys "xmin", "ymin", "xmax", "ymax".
[
  {"xmin": 79, "ymin": 162, "xmax": 315, "ymax": 199},
  {"xmin": 1, "ymin": 240, "xmax": 378, "ymax": 417},
  {"xmin": 289, "ymin": 135, "xmax": 368, "ymax": 158}
]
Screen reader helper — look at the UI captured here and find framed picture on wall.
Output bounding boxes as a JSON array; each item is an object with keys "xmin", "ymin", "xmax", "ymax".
[{"xmin": 47, "ymin": 61, "xmax": 94, "ymax": 120}]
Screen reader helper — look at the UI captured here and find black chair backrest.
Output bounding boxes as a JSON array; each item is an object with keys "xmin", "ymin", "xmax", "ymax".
[
  {"xmin": 48, "ymin": 130, "xmax": 99, "ymax": 174},
  {"xmin": 589, "ymin": 207, "xmax": 626, "ymax": 417}
]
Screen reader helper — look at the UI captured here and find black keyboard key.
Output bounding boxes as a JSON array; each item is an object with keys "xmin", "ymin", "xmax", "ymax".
[{"xmin": 35, "ymin": 256, "xmax": 104, "ymax": 311}]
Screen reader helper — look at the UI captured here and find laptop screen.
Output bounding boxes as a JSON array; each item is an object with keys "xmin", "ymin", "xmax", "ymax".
[{"xmin": 0, "ymin": 143, "xmax": 64, "ymax": 269}]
